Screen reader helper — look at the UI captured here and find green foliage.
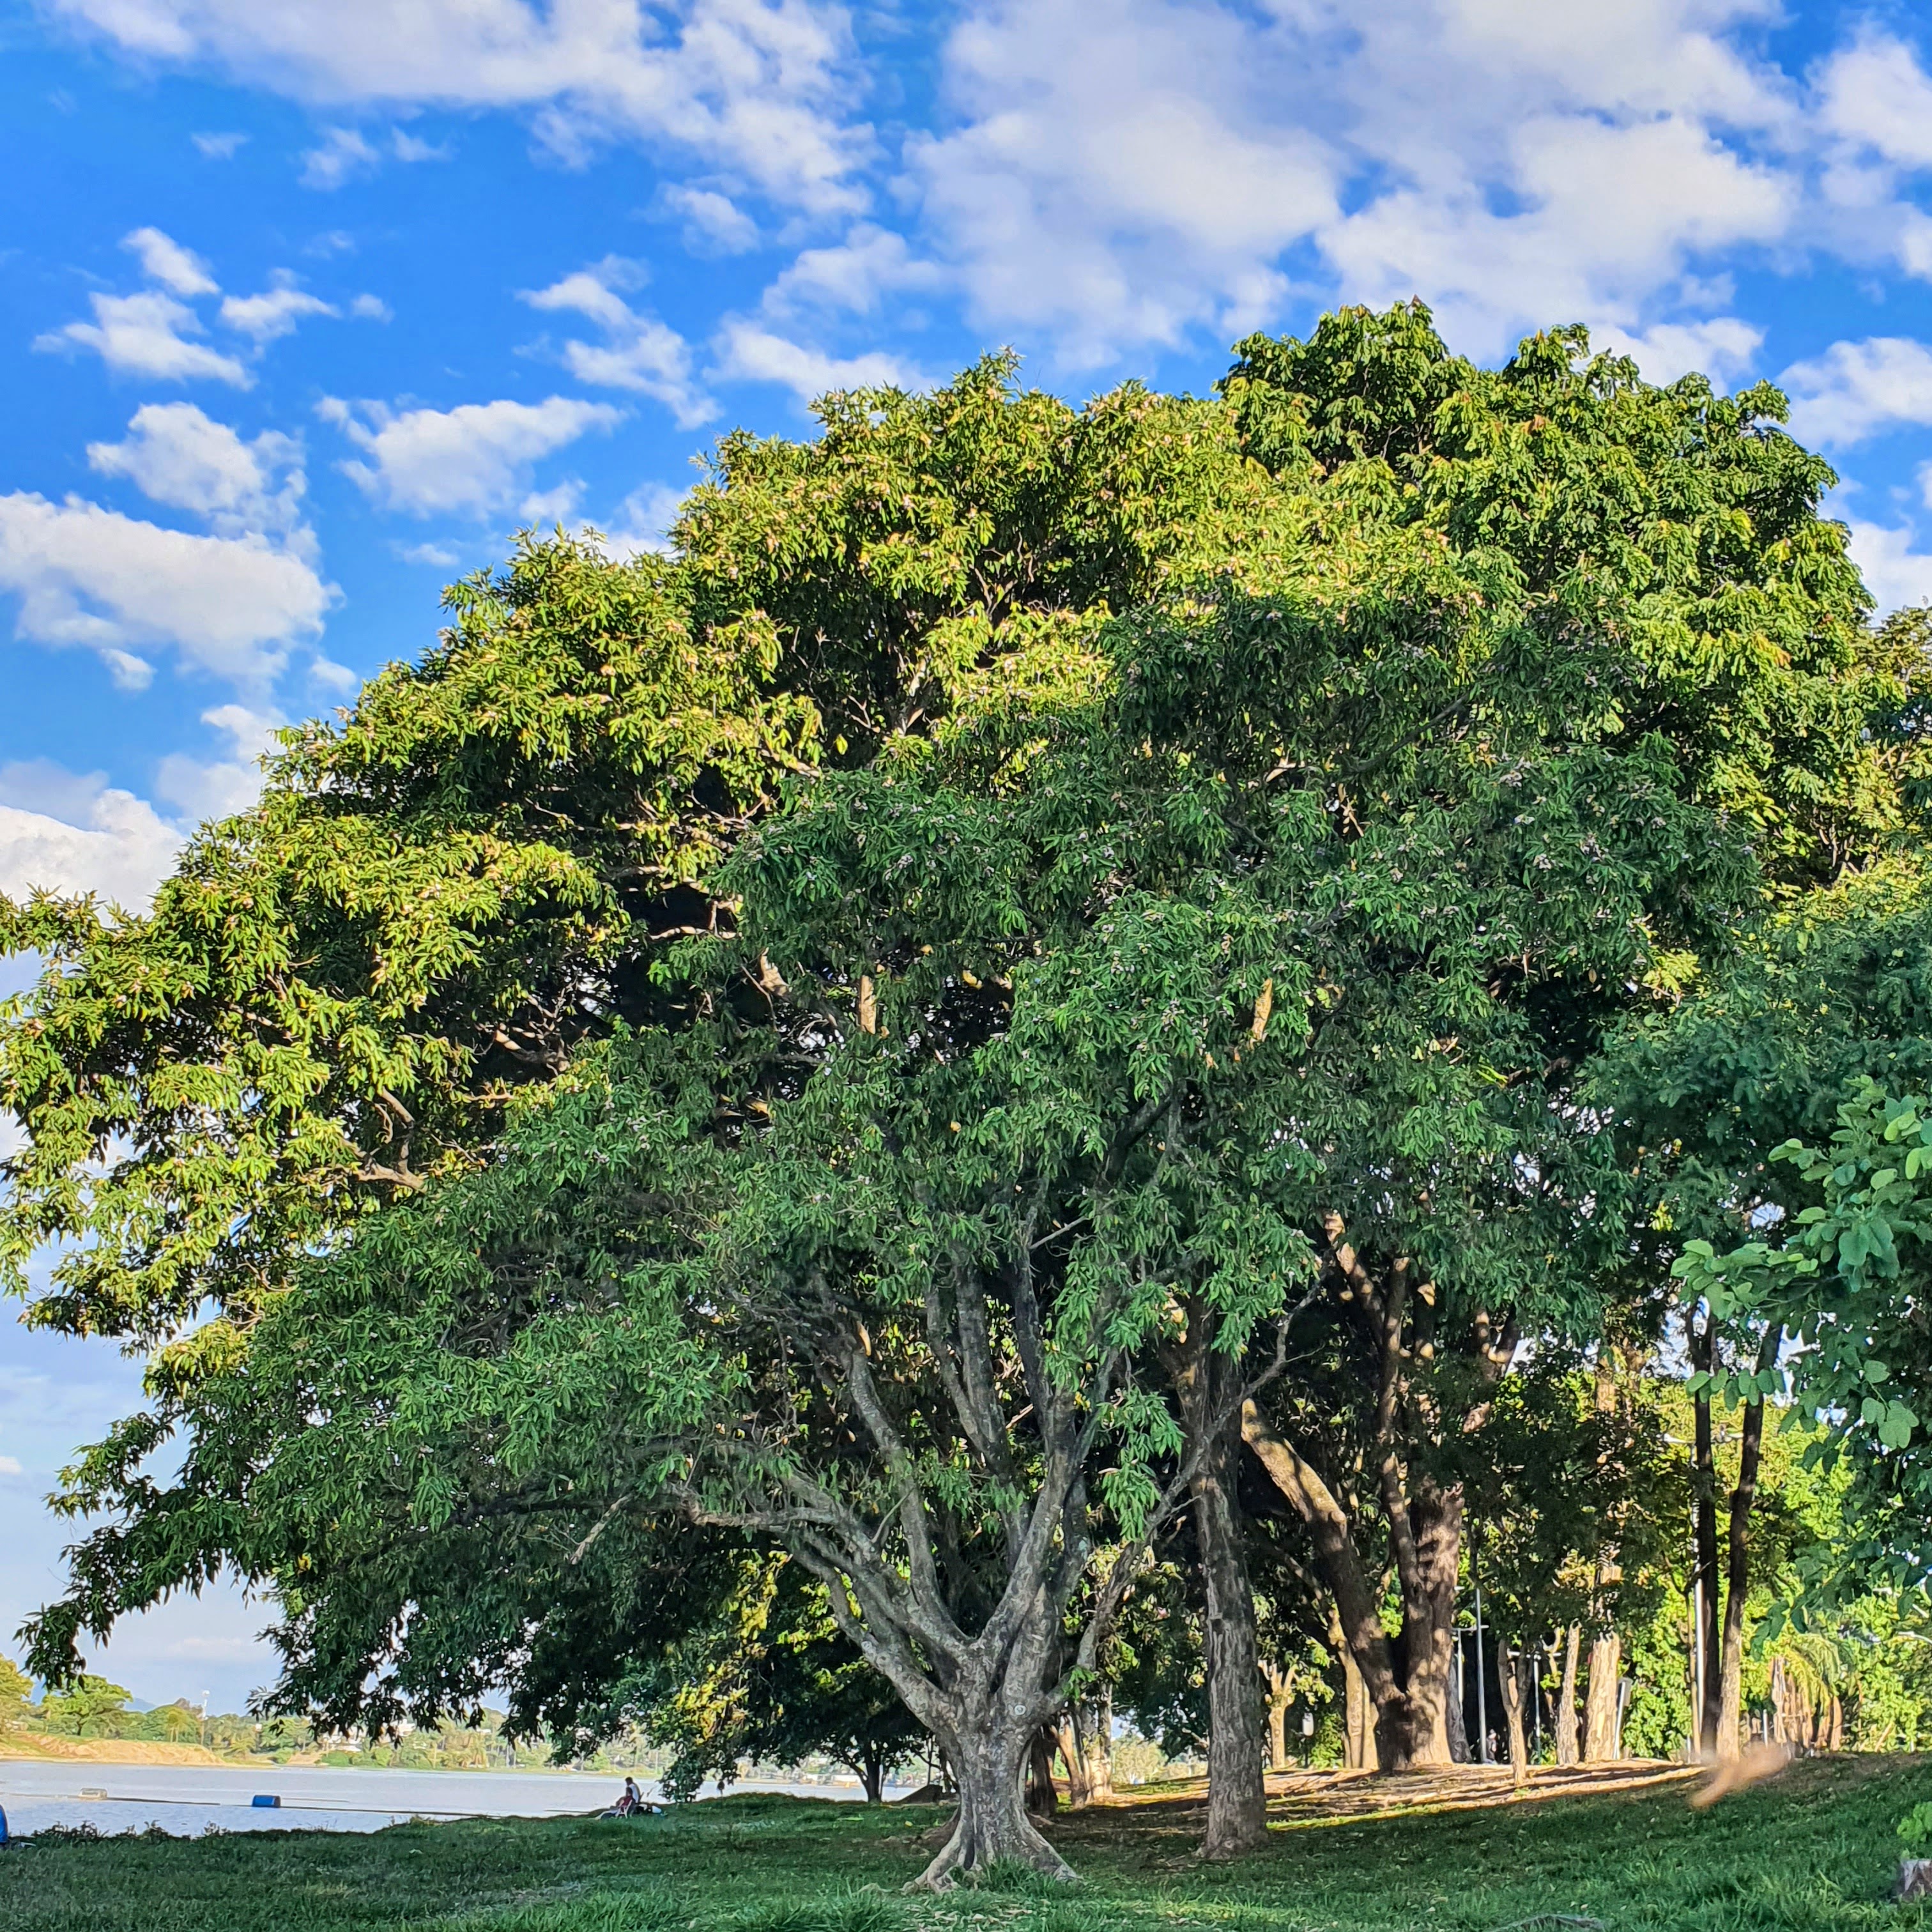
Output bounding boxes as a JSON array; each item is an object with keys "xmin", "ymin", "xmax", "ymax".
[
  {"xmin": 41, "ymin": 1673, "xmax": 130, "ymax": 1735},
  {"xmin": 0, "ymin": 357, "xmax": 1266, "ymax": 1354},
  {"xmin": 1224, "ymin": 302, "xmax": 1909, "ymax": 882},
  {"xmin": 634, "ymin": 1558, "xmax": 923, "ymax": 1800},
  {"xmin": 1672, "ymin": 1080, "xmax": 1932, "ymax": 1596},
  {"xmin": 17, "ymin": 311, "xmax": 1931, "ymax": 1784},
  {"xmin": 1899, "ymin": 1802, "xmax": 1932, "ymax": 1859}
]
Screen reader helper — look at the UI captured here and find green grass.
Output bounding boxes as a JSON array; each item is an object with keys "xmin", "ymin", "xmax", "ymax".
[{"xmin": 5, "ymin": 1758, "xmax": 1932, "ymax": 1932}]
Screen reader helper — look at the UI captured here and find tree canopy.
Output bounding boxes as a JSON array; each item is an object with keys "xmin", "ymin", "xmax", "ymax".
[{"xmin": 9, "ymin": 305, "xmax": 1932, "ymax": 1880}]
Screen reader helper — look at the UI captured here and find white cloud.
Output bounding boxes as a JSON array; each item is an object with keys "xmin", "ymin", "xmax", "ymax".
[
  {"xmin": 397, "ymin": 540, "xmax": 461, "ymax": 567},
  {"xmin": 594, "ymin": 482, "xmax": 685, "ymax": 560},
  {"xmin": 124, "ymin": 224, "xmax": 217, "ymax": 296},
  {"xmin": 521, "ymin": 263, "xmax": 714, "ymax": 426},
  {"xmin": 0, "ymin": 493, "xmax": 330, "ymax": 687},
  {"xmin": 713, "ymin": 320, "xmax": 921, "ymax": 401},
  {"xmin": 52, "ymin": 0, "xmax": 871, "ymax": 215},
  {"xmin": 519, "ymin": 479, "xmax": 584, "ymax": 525},
  {"xmin": 300, "ymin": 125, "xmax": 381, "ymax": 189},
  {"xmin": 320, "ymin": 394, "xmax": 622, "ymax": 517},
  {"xmin": 1589, "ymin": 316, "xmax": 1765, "ymax": 387},
  {"xmin": 155, "ymin": 703, "xmax": 282, "ymax": 823},
  {"xmin": 390, "ymin": 127, "xmax": 447, "ymax": 163},
  {"xmin": 0, "ymin": 762, "xmax": 184, "ymax": 907},
  {"xmin": 0, "ymin": 1458, "xmax": 21, "ymax": 1478},
  {"xmin": 661, "ymin": 183, "xmax": 759, "ymax": 254},
  {"xmin": 349, "ymin": 292, "xmax": 391, "ymax": 320},
  {"xmin": 218, "ymin": 277, "xmax": 337, "ymax": 342},
  {"xmin": 1846, "ymin": 520, "xmax": 1932, "ymax": 617},
  {"xmin": 37, "ymin": 290, "xmax": 250, "ymax": 386},
  {"xmin": 301, "ymin": 123, "xmax": 449, "ymax": 187},
  {"xmin": 909, "ymin": 0, "xmax": 1337, "ymax": 361},
  {"xmin": 1815, "ymin": 31, "xmax": 1932, "ymax": 174},
  {"xmin": 761, "ymin": 224, "xmax": 944, "ymax": 318},
  {"xmin": 192, "ymin": 129, "xmax": 247, "ymax": 158},
  {"xmin": 87, "ymin": 402, "xmax": 309, "ymax": 548},
  {"xmin": 889, "ymin": 0, "xmax": 1809, "ymax": 364},
  {"xmin": 1782, "ymin": 337, "xmax": 1932, "ymax": 446}
]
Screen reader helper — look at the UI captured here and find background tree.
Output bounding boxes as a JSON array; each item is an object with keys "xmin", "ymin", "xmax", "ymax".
[
  {"xmin": 634, "ymin": 1557, "xmax": 924, "ymax": 1802},
  {"xmin": 42, "ymin": 1675, "xmax": 129, "ymax": 1737},
  {"xmin": 1210, "ymin": 300, "xmax": 1919, "ymax": 1770}
]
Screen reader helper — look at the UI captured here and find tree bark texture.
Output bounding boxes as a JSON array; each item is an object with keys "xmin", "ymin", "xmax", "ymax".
[
  {"xmin": 1026, "ymin": 1728, "xmax": 1059, "ymax": 1816},
  {"xmin": 1329, "ymin": 1601, "xmax": 1379, "ymax": 1771},
  {"xmin": 1690, "ymin": 1315, "xmax": 1723, "ymax": 1756},
  {"xmin": 1172, "ymin": 1306, "xmax": 1269, "ymax": 1857},
  {"xmin": 1078, "ymin": 1689, "xmax": 1114, "ymax": 1801},
  {"xmin": 1554, "ymin": 1625, "xmax": 1581, "ymax": 1767},
  {"xmin": 1583, "ymin": 1632, "xmax": 1623, "ymax": 1763},
  {"xmin": 1239, "ymin": 1216, "xmax": 1516, "ymax": 1777},
  {"xmin": 1717, "ymin": 1328, "xmax": 1778, "ymax": 1763},
  {"xmin": 920, "ymin": 1715, "xmax": 1065, "ymax": 1885},
  {"xmin": 1498, "ymin": 1642, "xmax": 1529, "ymax": 1786},
  {"xmin": 1263, "ymin": 1660, "xmax": 1292, "ymax": 1772}
]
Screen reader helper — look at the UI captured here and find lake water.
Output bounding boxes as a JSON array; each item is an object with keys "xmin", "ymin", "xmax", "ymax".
[{"xmin": 0, "ymin": 1760, "xmax": 896, "ymax": 1839}]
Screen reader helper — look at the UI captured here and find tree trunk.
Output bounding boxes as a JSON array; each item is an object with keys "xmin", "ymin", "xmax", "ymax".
[
  {"xmin": 1025, "ymin": 1728, "xmax": 1059, "ymax": 1816},
  {"xmin": 1446, "ymin": 1632, "xmax": 1469, "ymax": 1764},
  {"xmin": 862, "ymin": 1748, "xmax": 885, "ymax": 1804},
  {"xmin": 1498, "ymin": 1643, "xmax": 1529, "ymax": 1786},
  {"xmin": 1690, "ymin": 1315, "xmax": 1722, "ymax": 1756},
  {"xmin": 1554, "ymin": 1625, "xmax": 1581, "ymax": 1767},
  {"xmin": 1174, "ymin": 1312, "xmax": 1269, "ymax": 1858},
  {"xmin": 1263, "ymin": 1661, "xmax": 1292, "ymax": 1772},
  {"xmin": 1329, "ymin": 1601, "xmax": 1379, "ymax": 1772},
  {"xmin": 1054, "ymin": 1720, "xmax": 1089, "ymax": 1807},
  {"xmin": 1078, "ymin": 1689, "xmax": 1114, "ymax": 1801},
  {"xmin": 919, "ymin": 1717, "xmax": 1070, "ymax": 1888},
  {"xmin": 1378, "ymin": 1475, "xmax": 1460, "ymax": 1770},
  {"xmin": 1717, "ymin": 1330, "xmax": 1776, "ymax": 1763},
  {"xmin": 1583, "ymin": 1632, "xmax": 1622, "ymax": 1762}
]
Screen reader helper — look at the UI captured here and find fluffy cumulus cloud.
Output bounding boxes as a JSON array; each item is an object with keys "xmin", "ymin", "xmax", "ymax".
[
  {"xmin": 594, "ymin": 481, "xmax": 686, "ymax": 560},
  {"xmin": 33, "ymin": 224, "xmax": 344, "ymax": 387},
  {"xmin": 50, "ymin": 0, "xmax": 872, "ymax": 215},
  {"xmin": 1781, "ymin": 337, "xmax": 1932, "ymax": 446},
  {"xmin": 1844, "ymin": 521, "xmax": 1932, "ymax": 619},
  {"xmin": 0, "ymin": 760, "xmax": 183, "ymax": 905},
  {"xmin": 521, "ymin": 261, "xmax": 714, "ymax": 426},
  {"xmin": 712, "ymin": 319, "xmax": 921, "ymax": 399},
  {"xmin": 898, "ymin": 0, "xmax": 1802, "ymax": 364},
  {"xmin": 87, "ymin": 402, "xmax": 310, "ymax": 548},
  {"xmin": 38, "ymin": 289, "xmax": 250, "ymax": 387},
  {"xmin": 319, "ymin": 393, "xmax": 623, "ymax": 517},
  {"xmin": 218, "ymin": 277, "xmax": 337, "ymax": 343},
  {"xmin": 0, "ymin": 491, "xmax": 330, "ymax": 688},
  {"xmin": 155, "ymin": 702, "xmax": 282, "ymax": 822},
  {"xmin": 124, "ymin": 223, "xmax": 218, "ymax": 296}
]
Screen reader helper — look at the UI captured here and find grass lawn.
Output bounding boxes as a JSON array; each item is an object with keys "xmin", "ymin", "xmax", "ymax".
[{"xmin": 7, "ymin": 1755, "xmax": 1932, "ymax": 1932}]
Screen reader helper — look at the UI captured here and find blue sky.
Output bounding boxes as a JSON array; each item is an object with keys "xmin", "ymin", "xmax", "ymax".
[{"xmin": 8, "ymin": 0, "xmax": 1932, "ymax": 1713}]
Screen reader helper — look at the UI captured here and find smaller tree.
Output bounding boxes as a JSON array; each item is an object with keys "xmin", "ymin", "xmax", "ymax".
[
  {"xmin": 1673, "ymin": 1080, "xmax": 1932, "ymax": 1613},
  {"xmin": 640, "ymin": 1557, "xmax": 924, "ymax": 1802},
  {"xmin": 43, "ymin": 1675, "xmax": 130, "ymax": 1737},
  {"xmin": 0, "ymin": 1657, "xmax": 31, "ymax": 1735}
]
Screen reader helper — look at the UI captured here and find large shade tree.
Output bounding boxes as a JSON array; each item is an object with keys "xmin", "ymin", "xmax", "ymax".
[
  {"xmin": 11, "ymin": 309, "xmax": 1927, "ymax": 1873},
  {"xmin": 1210, "ymin": 302, "xmax": 1920, "ymax": 1768}
]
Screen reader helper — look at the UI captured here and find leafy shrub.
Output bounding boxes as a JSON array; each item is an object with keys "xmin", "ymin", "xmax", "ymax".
[{"xmin": 1898, "ymin": 1802, "xmax": 1932, "ymax": 1859}]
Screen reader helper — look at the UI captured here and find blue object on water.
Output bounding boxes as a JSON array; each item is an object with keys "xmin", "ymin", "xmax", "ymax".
[
  {"xmin": 1, "ymin": 1803, "xmax": 9, "ymax": 1844},
  {"xmin": 251, "ymin": 1795, "xmax": 281, "ymax": 1809}
]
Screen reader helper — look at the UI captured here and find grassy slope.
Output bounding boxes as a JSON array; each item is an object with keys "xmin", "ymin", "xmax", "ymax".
[{"xmin": 6, "ymin": 1756, "xmax": 1931, "ymax": 1932}]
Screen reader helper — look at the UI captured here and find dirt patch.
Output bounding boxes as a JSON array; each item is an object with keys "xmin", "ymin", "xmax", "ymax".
[{"xmin": 0, "ymin": 1736, "xmax": 226, "ymax": 1766}]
